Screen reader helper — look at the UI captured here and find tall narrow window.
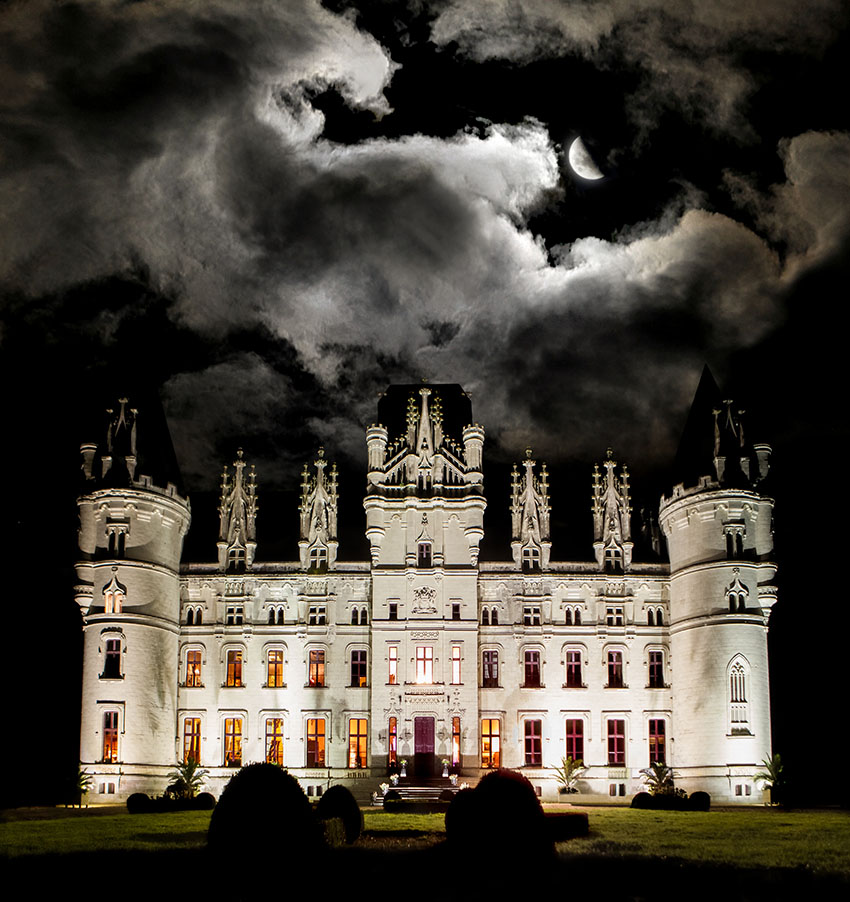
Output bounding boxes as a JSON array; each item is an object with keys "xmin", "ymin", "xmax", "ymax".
[
  {"xmin": 102, "ymin": 711, "xmax": 119, "ymax": 763},
  {"xmin": 565, "ymin": 608, "xmax": 572, "ymax": 625},
  {"xmin": 574, "ymin": 609, "xmax": 581, "ymax": 625},
  {"xmin": 186, "ymin": 650, "xmax": 202, "ymax": 687},
  {"xmin": 730, "ymin": 662, "xmax": 748, "ymax": 725},
  {"xmin": 452, "ymin": 716, "xmax": 461, "ymax": 767},
  {"xmin": 647, "ymin": 609, "xmax": 655, "ymax": 626},
  {"xmin": 648, "ymin": 719, "xmax": 666, "ymax": 765},
  {"xmin": 183, "ymin": 717, "xmax": 201, "ymax": 763},
  {"xmin": 388, "ymin": 717, "xmax": 398, "ymax": 766},
  {"xmin": 104, "ymin": 587, "xmax": 124, "ymax": 614},
  {"xmin": 481, "ymin": 608, "xmax": 490, "ymax": 625},
  {"xmin": 481, "ymin": 719, "xmax": 500, "ymax": 768},
  {"xmin": 491, "ymin": 609, "xmax": 499, "ymax": 625},
  {"xmin": 451, "ymin": 646, "xmax": 462, "ymax": 684},
  {"xmin": 416, "ymin": 646, "xmax": 434, "ymax": 684},
  {"xmin": 648, "ymin": 651, "xmax": 665, "ymax": 688},
  {"xmin": 524, "ymin": 719, "xmax": 543, "ymax": 767},
  {"xmin": 418, "ymin": 542, "xmax": 432, "ymax": 567},
  {"xmin": 224, "ymin": 717, "xmax": 242, "ymax": 766},
  {"xmin": 482, "ymin": 650, "xmax": 499, "ymax": 688},
  {"xmin": 266, "ymin": 718, "xmax": 284, "ymax": 766},
  {"xmin": 351, "ymin": 609, "xmax": 359, "ymax": 625},
  {"xmin": 267, "ymin": 649, "xmax": 284, "ymax": 687},
  {"xmin": 350, "ymin": 650, "xmax": 367, "ymax": 687},
  {"xmin": 103, "ymin": 639, "xmax": 121, "ymax": 679},
  {"xmin": 452, "ymin": 602, "xmax": 461, "ymax": 621},
  {"xmin": 388, "ymin": 647, "xmax": 398, "ymax": 685},
  {"xmin": 308, "ymin": 649, "xmax": 325, "ymax": 687},
  {"xmin": 566, "ymin": 719, "xmax": 584, "ymax": 762},
  {"xmin": 607, "ymin": 650, "xmax": 624, "ymax": 688},
  {"xmin": 348, "ymin": 718, "xmax": 367, "ymax": 768},
  {"xmin": 225, "ymin": 650, "xmax": 243, "ymax": 687},
  {"xmin": 306, "ymin": 718, "xmax": 326, "ymax": 766},
  {"xmin": 523, "ymin": 649, "xmax": 541, "ymax": 687},
  {"xmin": 388, "ymin": 602, "xmax": 398, "ymax": 621},
  {"xmin": 565, "ymin": 650, "xmax": 582, "ymax": 688},
  {"xmin": 607, "ymin": 719, "xmax": 626, "ymax": 765}
]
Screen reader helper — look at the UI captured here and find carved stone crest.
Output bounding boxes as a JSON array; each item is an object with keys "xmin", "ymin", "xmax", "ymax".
[{"xmin": 412, "ymin": 586, "xmax": 438, "ymax": 613}]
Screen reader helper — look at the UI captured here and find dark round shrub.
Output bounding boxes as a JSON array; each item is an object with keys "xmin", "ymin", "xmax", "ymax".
[
  {"xmin": 194, "ymin": 792, "xmax": 216, "ymax": 810},
  {"xmin": 316, "ymin": 784, "xmax": 363, "ymax": 843},
  {"xmin": 688, "ymin": 791, "xmax": 711, "ymax": 811},
  {"xmin": 126, "ymin": 792, "xmax": 151, "ymax": 814},
  {"xmin": 630, "ymin": 792, "xmax": 653, "ymax": 809},
  {"xmin": 439, "ymin": 789, "xmax": 455, "ymax": 802},
  {"xmin": 451, "ymin": 770, "xmax": 551, "ymax": 859},
  {"xmin": 208, "ymin": 764, "xmax": 317, "ymax": 855}
]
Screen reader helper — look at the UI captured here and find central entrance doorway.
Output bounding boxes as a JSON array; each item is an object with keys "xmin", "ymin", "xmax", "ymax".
[{"xmin": 413, "ymin": 716, "xmax": 435, "ymax": 778}]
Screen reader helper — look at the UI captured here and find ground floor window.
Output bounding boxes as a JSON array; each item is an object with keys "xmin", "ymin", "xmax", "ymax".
[
  {"xmin": 607, "ymin": 719, "xmax": 625, "ymax": 765},
  {"xmin": 307, "ymin": 718, "xmax": 326, "ymax": 767},
  {"xmin": 349, "ymin": 718, "xmax": 367, "ymax": 768},
  {"xmin": 566, "ymin": 718, "xmax": 584, "ymax": 762},
  {"xmin": 102, "ymin": 711, "xmax": 119, "ymax": 763},
  {"xmin": 388, "ymin": 717, "xmax": 398, "ymax": 766},
  {"xmin": 451, "ymin": 716, "xmax": 461, "ymax": 768},
  {"xmin": 648, "ymin": 719, "xmax": 666, "ymax": 765},
  {"xmin": 266, "ymin": 717, "xmax": 284, "ymax": 766},
  {"xmin": 224, "ymin": 717, "xmax": 242, "ymax": 766},
  {"xmin": 481, "ymin": 718, "xmax": 500, "ymax": 768},
  {"xmin": 183, "ymin": 717, "xmax": 201, "ymax": 763},
  {"xmin": 524, "ymin": 719, "xmax": 542, "ymax": 767}
]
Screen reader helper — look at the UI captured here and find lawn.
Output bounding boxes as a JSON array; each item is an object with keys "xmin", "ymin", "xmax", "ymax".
[{"xmin": 2, "ymin": 804, "xmax": 849, "ymax": 879}]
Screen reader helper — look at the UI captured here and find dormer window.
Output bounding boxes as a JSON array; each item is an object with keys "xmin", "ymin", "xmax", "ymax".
[
  {"xmin": 106, "ymin": 523, "xmax": 128, "ymax": 558},
  {"xmin": 103, "ymin": 571, "xmax": 126, "ymax": 614},
  {"xmin": 417, "ymin": 542, "xmax": 432, "ymax": 568},
  {"xmin": 309, "ymin": 546, "xmax": 328, "ymax": 572},
  {"xmin": 604, "ymin": 547, "xmax": 623, "ymax": 573},
  {"xmin": 522, "ymin": 547, "xmax": 540, "ymax": 572},
  {"xmin": 227, "ymin": 546, "xmax": 246, "ymax": 572}
]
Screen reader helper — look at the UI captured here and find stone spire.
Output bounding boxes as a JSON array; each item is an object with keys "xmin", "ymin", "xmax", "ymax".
[
  {"xmin": 100, "ymin": 398, "xmax": 139, "ymax": 483},
  {"xmin": 592, "ymin": 448, "xmax": 632, "ymax": 572},
  {"xmin": 511, "ymin": 449, "xmax": 551, "ymax": 571},
  {"xmin": 217, "ymin": 450, "xmax": 258, "ymax": 572},
  {"xmin": 299, "ymin": 448, "xmax": 338, "ymax": 571}
]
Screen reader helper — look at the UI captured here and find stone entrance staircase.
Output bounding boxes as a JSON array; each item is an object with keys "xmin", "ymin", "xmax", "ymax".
[{"xmin": 373, "ymin": 774, "xmax": 462, "ymax": 807}]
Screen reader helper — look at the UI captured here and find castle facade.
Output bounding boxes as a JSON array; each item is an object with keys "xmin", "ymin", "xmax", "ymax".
[{"xmin": 76, "ymin": 381, "xmax": 776, "ymax": 803}]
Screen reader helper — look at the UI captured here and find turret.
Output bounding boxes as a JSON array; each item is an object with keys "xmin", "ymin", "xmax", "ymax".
[
  {"xmin": 659, "ymin": 368, "xmax": 776, "ymax": 802},
  {"xmin": 76, "ymin": 398, "xmax": 191, "ymax": 799}
]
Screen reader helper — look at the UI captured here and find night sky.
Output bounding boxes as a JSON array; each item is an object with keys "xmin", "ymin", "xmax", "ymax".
[{"xmin": 1, "ymin": 0, "xmax": 848, "ymax": 805}]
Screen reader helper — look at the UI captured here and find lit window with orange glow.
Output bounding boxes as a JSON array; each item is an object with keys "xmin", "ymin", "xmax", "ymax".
[
  {"xmin": 388, "ymin": 646, "xmax": 398, "ymax": 684},
  {"xmin": 481, "ymin": 718, "xmax": 500, "ymax": 767},
  {"xmin": 102, "ymin": 711, "xmax": 119, "ymax": 763},
  {"xmin": 451, "ymin": 716, "xmax": 461, "ymax": 767},
  {"xmin": 388, "ymin": 717, "xmax": 398, "ymax": 766},
  {"xmin": 416, "ymin": 646, "xmax": 434, "ymax": 683},
  {"xmin": 348, "ymin": 718, "xmax": 367, "ymax": 768},
  {"xmin": 267, "ymin": 649, "xmax": 284, "ymax": 687},
  {"xmin": 224, "ymin": 717, "xmax": 242, "ymax": 766},
  {"xmin": 183, "ymin": 717, "xmax": 201, "ymax": 763},
  {"xmin": 309, "ymin": 649, "xmax": 325, "ymax": 687},
  {"xmin": 225, "ymin": 649, "xmax": 243, "ymax": 687},
  {"xmin": 266, "ymin": 718, "xmax": 284, "ymax": 766},
  {"xmin": 307, "ymin": 718, "xmax": 326, "ymax": 766},
  {"xmin": 185, "ymin": 650, "xmax": 202, "ymax": 687}
]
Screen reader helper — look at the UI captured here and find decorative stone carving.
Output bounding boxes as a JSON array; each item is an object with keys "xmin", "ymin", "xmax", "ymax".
[
  {"xmin": 218, "ymin": 450, "xmax": 258, "ymax": 572},
  {"xmin": 412, "ymin": 587, "xmax": 438, "ymax": 613},
  {"xmin": 299, "ymin": 448, "xmax": 339, "ymax": 570},
  {"xmin": 592, "ymin": 449, "xmax": 633, "ymax": 572},
  {"xmin": 511, "ymin": 449, "xmax": 551, "ymax": 570}
]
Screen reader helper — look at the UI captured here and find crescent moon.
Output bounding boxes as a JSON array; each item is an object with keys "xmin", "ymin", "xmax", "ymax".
[{"xmin": 568, "ymin": 137, "xmax": 604, "ymax": 180}]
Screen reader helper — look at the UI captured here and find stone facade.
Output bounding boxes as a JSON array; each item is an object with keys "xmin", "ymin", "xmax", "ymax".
[{"xmin": 76, "ymin": 382, "xmax": 776, "ymax": 803}]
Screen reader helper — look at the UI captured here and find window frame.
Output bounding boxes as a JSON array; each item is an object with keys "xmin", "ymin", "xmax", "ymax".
[
  {"xmin": 565, "ymin": 718, "xmax": 584, "ymax": 762},
  {"xmin": 524, "ymin": 719, "xmax": 543, "ymax": 767},
  {"xmin": 308, "ymin": 648, "xmax": 326, "ymax": 687},
  {"xmin": 223, "ymin": 716, "xmax": 243, "ymax": 767},
  {"xmin": 451, "ymin": 646, "xmax": 462, "ymax": 685},
  {"xmin": 648, "ymin": 649, "xmax": 665, "ymax": 688},
  {"xmin": 350, "ymin": 648, "xmax": 368, "ymax": 687},
  {"xmin": 482, "ymin": 649, "xmax": 499, "ymax": 688},
  {"xmin": 224, "ymin": 648, "xmax": 244, "ymax": 688},
  {"xmin": 648, "ymin": 718, "xmax": 666, "ymax": 765},
  {"xmin": 185, "ymin": 648, "xmax": 203, "ymax": 688},
  {"xmin": 523, "ymin": 648, "xmax": 542, "ymax": 688},
  {"xmin": 266, "ymin": 648, "xmax": 284, "ymax": 688},
  {"xmin": 183, "ymin": 716, "xmax": 201, "ymax": 763},
  {"xmin": 481, "ymin": 718, "xmax": 501, "ymax": 768},
  {"xmin": 348, "ymin": 717, "xmax": 368, "ymax": 768},
  {"xmin": 415, "ymin": 646, "xmax": 434, "ymax": 684},
  {"xmin": 388, "ymin": 646, "xmax": 398, "ymax": 685},
  {"xmin": 565, "ymin": 648, "xmax": 583, "ymax": 688},
  {"xmin": 607, "ymin": 649, "xmax": 625, "ymax": 688},
  {"xmin": 607, "ymin": 718, "xmax": 626, "ymax": 766},
  {"xmin": 306, "ymin": 717, "xmax": 326, "ymax": 767},
  {"xmin": 265, "ymin": 717, "xmax": 284, "ymax": 766},
  {"xmin": 102, "ymin": 710, "xmax": 119, "ymax": 763}
]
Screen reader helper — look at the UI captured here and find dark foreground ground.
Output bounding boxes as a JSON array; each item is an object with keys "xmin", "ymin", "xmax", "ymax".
[{"xmin": 3, "ymin": 839, "xmax": 848, "ymax": 902}]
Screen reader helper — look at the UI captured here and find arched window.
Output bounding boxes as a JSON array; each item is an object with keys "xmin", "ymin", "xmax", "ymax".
[
  {"xmin": 574, "ymin": 609, "xmax": 581, "ymax": 625},
  {"xmin": 565, "ymin": 609, "xmax": 573, "ymax": 626},
  {"xmin": 647, "ymin": 609, "xmax": 655, "ymax": 626},
  {"xmin": 482, "ymin": 609, "xmax": 490, "ymax": 626},
  {"xmin": 361, "ymin": 607, "xmax": 368, "ymax": 624},
  {"xmin": 491, "ymin": 608, "xmax": 499, "ymax": 625},
  {"xmin": 351, "ymin": 609, "xmax": 359, "ymax": 625},
  {"xmin": 655, "ymin": 609, "xmax": 662, "ymax": 626},
  {"xmin": 729, "ymin": 659, "xmax": 750, "ymax": 729},
  {"xmin": 276, "ymin": 608, "xmax": 284, "ymax": 625},
  {"xmin": 268, "ymin": 609, "xmax": 276, "ymax": 625}
]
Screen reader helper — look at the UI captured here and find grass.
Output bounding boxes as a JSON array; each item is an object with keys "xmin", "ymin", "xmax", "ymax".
[{"xmin": 2, "ymin": 805, "xmax": 850, "ymax": 879}]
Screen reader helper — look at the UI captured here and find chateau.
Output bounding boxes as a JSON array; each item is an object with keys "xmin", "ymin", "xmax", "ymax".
[{"xmin": 76, "ymin": 377, "xmax": 776, "ymax": 803}]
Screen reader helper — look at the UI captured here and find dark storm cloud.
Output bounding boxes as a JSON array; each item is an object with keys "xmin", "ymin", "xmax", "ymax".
[
  {"xmin": 429, "ymin": 0, "xmax": 846, "ymax": 138},
  {"xmin": 1, "ymin": 1, "xmax": 848, "ymax": 491}
]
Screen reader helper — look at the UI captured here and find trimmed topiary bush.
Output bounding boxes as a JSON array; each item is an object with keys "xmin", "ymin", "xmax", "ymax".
[
  {"xmin": 688, "ymin": 791, "xmax": 711, "ymax": 811},
  {"xmin": 321, "ymin": 817, "xmax": 346, "ymax": 848},
  {"xmin": 194, "ymin": 792, "xmax": 216, "ymax": 810},
  {"xmin": 208, "ymin": 764, "xmax": 318, "ymax": 855},
  {"xmin": 126, "ymin": 792, "xmax": 151, "ymax": 814},
  {"xmin": 630, "ymin": 791, "xmax": 653, "ymax": 809},
  {"xmin": 382, "ymin": 789, "xmax": 402, "ymax": 811},
  {"xmin": 439, "ymin": 789, "xmax": 456, "ymax": 802},
  {"xmin": 446, "ymin": 769, "xmax": 552, "ymax": 859},
  {"xmin": 316, "ymin": 784, "xmax": 363, "ymax": 843}
]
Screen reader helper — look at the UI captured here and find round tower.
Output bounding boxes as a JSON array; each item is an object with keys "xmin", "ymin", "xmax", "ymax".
[
  {"xmin": 76, "ymin": 399, "xmax": 191, "ymax": 800},
  {"xmin": 659, "ymin": 373, "xmax": 776, "ymax": 803}
]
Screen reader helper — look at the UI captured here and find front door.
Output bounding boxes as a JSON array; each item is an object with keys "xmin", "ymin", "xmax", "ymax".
[{"xmin": 414, "ymin": 716, "xmax": 435, "ymax": 778}]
